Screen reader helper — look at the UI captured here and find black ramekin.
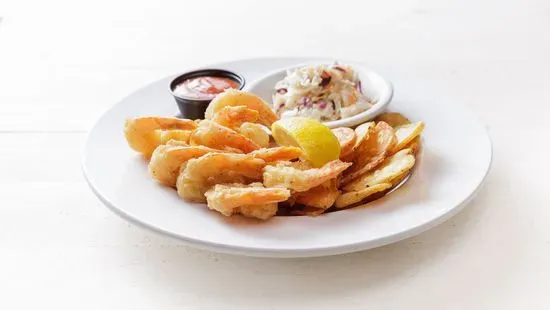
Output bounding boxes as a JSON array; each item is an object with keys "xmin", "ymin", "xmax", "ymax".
[{"xmin": 169, "ymin": 69, "xmax": 246, "ymax": 119}]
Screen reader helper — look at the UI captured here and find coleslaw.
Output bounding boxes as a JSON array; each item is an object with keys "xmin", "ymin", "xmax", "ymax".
[{"xmin": 273, "ymin": 63, "xmax": 373, "ymax": 121}]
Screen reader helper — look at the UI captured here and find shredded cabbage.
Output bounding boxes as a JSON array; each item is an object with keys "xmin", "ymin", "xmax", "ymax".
[{"xmin": 273, "ymin": 63, "xmax": 372, "ymax": 121}]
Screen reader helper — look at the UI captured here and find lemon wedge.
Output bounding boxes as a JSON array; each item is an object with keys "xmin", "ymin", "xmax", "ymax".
[{"xmin": 271, "ymin": 117, "xmax": 340, "ymax": 167}]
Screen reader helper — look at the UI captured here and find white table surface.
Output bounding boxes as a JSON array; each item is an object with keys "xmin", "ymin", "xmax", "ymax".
[{"xmin": 1, "ymin": 0, "xmax": 549, "ymax": 309}]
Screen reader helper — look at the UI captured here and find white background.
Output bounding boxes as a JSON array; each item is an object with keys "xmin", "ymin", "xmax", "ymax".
[{"xmin": 0, "ymin": 0, "xmax": 548, "ymax": 309}]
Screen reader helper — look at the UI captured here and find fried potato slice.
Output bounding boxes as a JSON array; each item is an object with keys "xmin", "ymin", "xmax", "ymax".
[
  {"xmin": 405, "ymin": 136, "xmax": 421, "ymax": 155},
  {"xmin": 374, "ymin": 112, "xmax": 410, "ymax": 128},
  {"xmin": 340, "ymin": 122, "xmax": 375, "ymax": 162},
  {"xmin": 393, "ymin": 121, "xmax": 425, "ymax": 153},
  {"xmin": 294, "ymin": 179, "xmax": 340, "ymax": 210},
  {"xmin": 332, "ymin": 127, "xmax": 356, "ymax": 160},
  {"xmin": 341, "ymin": 121, "xmax": 397, "ymax": 184},
  {"xmin": 388, "ymin": 169, "xmax": 412, "ymax": 188},
  {"xmin": 335, "ymin": 183, "xmax": 392, "ymax": 209},
  {"xmin": 343, "ymin": 148, "xmax": 415, "ymax": 192},
  {"xmin": 355, "ymin": 121, "xmax": 375, "ymax": 143}
]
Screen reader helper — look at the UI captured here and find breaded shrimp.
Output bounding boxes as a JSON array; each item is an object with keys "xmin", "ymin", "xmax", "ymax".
[
  {"xmin": 176, "ymin": 153, "xmax": 266, "ymax": 202},
  {"xmin": 249, "ymin": 146, "xmax": 302, "ymax": 163},
  {"xmin": 148, "ymin": 144, "xmax": 222, "ymax": 187},
  {"xmin": 165, "ymin": 139, "xmax": 190, "ymax": 147},
  {"xmin": 294, "ymin": 179, "xmax": 340, "ymax": 210},
  {"xmin": 159, "ymin": 129, "xmax": 193, "ymax": 145},
  {"xmin": 238, "ymin": 122, "xmax": 270, "ymax": 148},
  {"xmin": 190, "ymin": 120, "xmax": 260, "ymax": 153},
  {"xmin": 204, "ymin": 183, "xmax": 290, "ymax": 220},
  {"xmin": 205, "ymin": 89, "xmax": 279, "ymax": 126},
  {"xmin": 238, "ymin": 203, "xmax": 279, "ymax": 220},
  {"xmin": 210, "ymin": 106, "xmax": 259, "ymax": 129},
  {"xmin": 263, "ymin": 160, "xmax": 352, "ymax": 192},
  {"xmin": 273, "ymin": 160, "xmax": 313, "ymax": 170},
  {"xmin": 124, "ymin": 116, "xmax": 197, "ymax": 158}
]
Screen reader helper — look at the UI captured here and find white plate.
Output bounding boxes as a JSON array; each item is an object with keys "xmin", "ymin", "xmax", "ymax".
[
  {"xmin": 246, "ymin": 61, "xmax": 393, "ymax": 128},
  {"xmin": 82, "ymin": 57, "xmax": 492, "ymax": 258}
]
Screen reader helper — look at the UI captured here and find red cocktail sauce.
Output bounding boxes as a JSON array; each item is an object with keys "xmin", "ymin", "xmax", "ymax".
[{"xmin": 173, "ymin": 76, "xmax": 240, "ymax": 100}]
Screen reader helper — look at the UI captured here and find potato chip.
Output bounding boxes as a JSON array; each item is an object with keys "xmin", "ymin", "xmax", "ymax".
[
  {"xmin": 393, "ymin": 121, "xmax": 425, "ymax": 153},
  {"xmin": 294, "ymin": 179, "xmax": 340, "ymax": 210},
  {"xmin": 405, "ymin": 136, "xmax": 421, "ymax": 155},
  {"xmin": 332, "ymin": 127, "xmax": 356, "ymax": 160},
  {"xmin": 341, "ymin": 121, "xmax": 397, "ymax": 184},
  {"xmin": 343, "ymin": 148, "xmax": 415, "ymax": 192},
  {"xmin": 374, "ymin": 112, "xmax": 410, "ymax": 128},
  {"xmin": 389, "ymin": 169, "xmax": 412, "ymax": 188},
  {"xmin": 341, "ymin": 122, "xmax": 374, "ymax": 162},
  {"xmin": 354, "ymin": 121, "xmax": 375, "ymax": 147},
  {"xmin": 335, "ymin": 183, "xmax": 392, "ymax": 209}
]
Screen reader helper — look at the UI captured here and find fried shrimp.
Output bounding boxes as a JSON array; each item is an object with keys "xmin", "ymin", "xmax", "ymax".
[
  {"xmin": 165, "ymin": 139, "xmax": 190, "ymax": 147},
  {"xmin": 159, "ymin": 129, "xmax": 192, "ymax": 145},
  {"xmin": 274, "ymin": 160, "xmax": 313, "ymax": 170},
  {"xmin": 205, "ymin": 89, "xmax": 279, "ymax": 126},
  {"xmin": 249, "ymin": 146, "xmax": 302, "ymax": 163},
  {"xmin": 238, "ymin": 122, "xmax": 270, "ymax": 148},
  {"xmin": 190, "ymin": 120, "xmax": 260, "ymax": 153},
  {"xmin": 210, "ymin": 106, "xmax": 259, "ymax": 129},
  {"xmin": 148, "ymin": 144, "xmax": 222, "ymax": 187},
  {"xmin": 294, "ymin": 179, "xmax": 340, "ymax": 210},
  {"xmin": 124, "ymin": 116, "xmax": 197, "ymax": 158},
  {"xmin": 204, "ymin": 183, "xmax": 290, "ymax": 220},
  {"xmin": 263, "ymin": 160, "xmax": 352, "ymax": 192},
  {"xmin": 177, "ymin": 153, "xmax": 266, "ymax": 202}
]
